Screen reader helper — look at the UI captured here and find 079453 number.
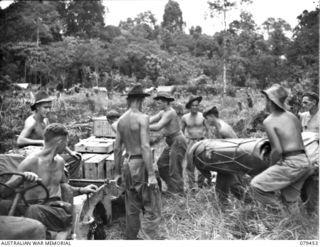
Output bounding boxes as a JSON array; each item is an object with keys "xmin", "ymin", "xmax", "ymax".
[{"xmin": 300, "ymin": 241, "xmax": 318, "ymax": 246}]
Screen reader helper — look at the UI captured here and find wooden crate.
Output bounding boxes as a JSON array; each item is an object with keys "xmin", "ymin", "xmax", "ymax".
[
  {"xmin": 106, "ymin": 153, "xmax": 115, "ymax": 179},
  {"xmin": 75, "ymin": 137, "xmax": 114, "ymax": 154},
  {"xmin": 93, "ymin": 117, "xmax": 116, "ymax": 138},
  {"xmin": 80, "ymin": 153, "xmax": 98, "ymax": 178},
  {"xmin": 83, "ymin": 154, "xmax": 109, "ymax": 179}
]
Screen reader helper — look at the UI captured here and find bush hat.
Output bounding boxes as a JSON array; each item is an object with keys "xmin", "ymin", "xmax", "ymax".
[
  {"xmin": 127, "ymin": 84, "xmax": 150, "ymax": 98},
  {"xmin": 31, "ymin": 91, "xmax": 54, "ymax": 111},
  {"xmin": 203, "ymin": 106, "xmax": 218, "ymax": 118},
  {"xmin": 186, "ymin": 95, "xmax": 202, "ymax": 109},
  {"xmin": 261, "ymin": 84, "xmax": 288, "ymax": 111},
  {"xmin": 154, "ymin": 92, "xmax": 174, "ymax": 102}
]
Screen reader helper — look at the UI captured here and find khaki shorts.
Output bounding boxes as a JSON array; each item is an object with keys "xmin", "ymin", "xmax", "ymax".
[{"xmin": 251, "ymin": 153, "xmax": 312, "ymax": 192}]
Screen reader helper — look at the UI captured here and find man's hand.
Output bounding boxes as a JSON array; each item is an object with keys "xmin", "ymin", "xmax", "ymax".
[
  {"xmin": 23, "ymin": 172, "xmax": 40, "ymax": 183},
  {"xmin": 148, "ymin": 175, "xmax": 158, "ymax": 190},
  {"xmin": 80, "ymin": 184, "xmax": 98, "ymax": 194},
  {"xmin": 69, "ymin": 150, "xmax": 82, "ymax": 160},
  {"xmin": 113, "ymin": 174, "xmax": 122, "ymax": 187}
]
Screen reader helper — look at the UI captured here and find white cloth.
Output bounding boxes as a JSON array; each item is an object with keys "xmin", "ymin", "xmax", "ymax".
[{"xmin": 299, "ymin": 110, "xmax": 319, "ymax": 133}]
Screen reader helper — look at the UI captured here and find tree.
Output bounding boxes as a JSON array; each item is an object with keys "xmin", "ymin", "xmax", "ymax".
[
  {"xmin": 65, "ymin": 0, "xmax": 105, "ymax": 38},
  {"xmin": 134, "ymin": 11, "xmax": 157, "ymax": 29},
  {"xmin": 287, "ymin": 8, "xmax": 319, "ymax": 90},
  {"xmin": 208, "ymin": 0, "xmax": 236, "ymax": 95},
  {"xmin": 161, "ymin": 0, "xmax": 184, "ymax": 32},
  {"xmin": 208, "ymin": 0, "xmax": 252, "ymax": 95},
  {"xmin": 262, "ymin": 18, "xmax": 291, "ymax": 56},
  {"xmin": 0, "ymin": 1, "xmax": 63, "ymax": 44}
]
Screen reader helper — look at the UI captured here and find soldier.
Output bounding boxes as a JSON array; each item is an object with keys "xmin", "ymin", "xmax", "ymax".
[
  {"xmin": 299, "ymin": 92, "xmax": 319, "ymax": 133},
  {"xmin": 203, "ymin": 106, "xmax": 244, "ymax": 203},
  {"xmin": 3, "ymin": 123, "xmax": 97, "ymax": 235},
  {"xmin": 203, "ymin": 106, "xmax": 237, "ymax": 139},
  {"xmin": 181, "ymin": 95, "xmax": 209, "ymax": 189},
  {"xmin": 251, "ymin": 84, "xmax": 313, "ymax": 212},
  {"xmin": 150, "ymin": 92, "xmax": 187, "ymax": 195},
  {"xmin": 114, "ymin": 84, "xmax": 161, "ymax": 240},
  {"xmin": 17, "ymin": 91, "xmax": 82, "ymax": 179}
]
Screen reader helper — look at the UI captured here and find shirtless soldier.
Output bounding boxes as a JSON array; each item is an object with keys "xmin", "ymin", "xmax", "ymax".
[
  {"xmin": 251, "ymin": 84, "xmax": 313, "ymax": 212},
  {"xmin": 17, "ymin": 91, "xmax": 81, "ymax": 178},
  {"xmin": 5, "ymin": 123, "xmax": 97, "ymax": 235},
  {"xmin": 181, "ymin": 95, "xmax": 209, "ymax": 189},
  {"xmin": 202, "ymin": 106, "xmax": 244, "ymax": 203},
  {"xmin": 114, "ymin": 84, "xmax": 161, "ymax": 240},
  {"xmin": 203, "ymin": 106, "xmax": 237, "ymax": 139},
  {"xmin": 150, "ymin": 92, "xmax": 187, "ymax": 195}
]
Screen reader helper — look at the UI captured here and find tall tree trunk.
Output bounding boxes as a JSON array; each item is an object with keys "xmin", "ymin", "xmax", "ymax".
[{"xmin": 222, "ymin": 6, "xmax": 227, "ymax": 97}]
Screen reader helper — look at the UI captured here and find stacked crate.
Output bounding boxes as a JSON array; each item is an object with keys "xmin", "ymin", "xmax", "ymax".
[
  {"xmin": 75, "ymin": 118, "xmax": 116, "ymax": 180},
  {"xmin": 74, "ymin": 117, "xmax": 154, "ymax": 181}
]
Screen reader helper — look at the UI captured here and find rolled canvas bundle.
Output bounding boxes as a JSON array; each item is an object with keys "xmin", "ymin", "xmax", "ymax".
[
  {"xmin": 188, "ymin": 132, "xmax": 319, "ymax": 177},
  {"xmin": 189, "ymin": 138, "xmax": 270, "ymax": 177}
]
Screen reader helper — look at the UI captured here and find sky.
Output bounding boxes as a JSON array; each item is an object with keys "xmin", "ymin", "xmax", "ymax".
[
  {"xmin": 0, "ymin": 0, "xmax": 318, "ymax": 35},
  {"xmin": 103, "ymin": 0, "xmax": 318, "ymax": 34}
]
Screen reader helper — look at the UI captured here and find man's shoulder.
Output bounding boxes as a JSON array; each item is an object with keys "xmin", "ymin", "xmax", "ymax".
[
  {"xmin": 265, "ymin": 111, "xmax": 297, "ymax": 125},
  {"xmin": 168, "ymin": 107, "xmax": 178, "ymax": 116},
  {"xmin": 182, "ymin": 112, "xmax": 190, "ymax": 119},
  {"xmin": 139, "ymin": 112, "xmax": 149, "ymax": 122},
  {"xmin": 19, "ymin": 153, "xmax": 40, "ymax": 169},
  {"xmin": 55, "ymin": 155, "xmax": 65, "ymax": 165},
  {"xmin": 219, "ymin": 119, "xmax": 230, "ymax": 127},
  {"xmin": 25, "ymin": 115, "xmax": 37, "ymax": 125}
]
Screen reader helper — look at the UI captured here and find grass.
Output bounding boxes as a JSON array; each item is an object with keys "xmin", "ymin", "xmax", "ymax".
[
  {"xmin": 0, "ymin": 88, "xmax": 318, "ymax": 240},
  {"xmin": 104, "ymin": 186, "xmax": 319, "ymax": 240}
]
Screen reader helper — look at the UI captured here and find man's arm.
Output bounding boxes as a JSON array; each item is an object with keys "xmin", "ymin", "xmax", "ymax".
[
  {"xmin": 220, "ymin": 128, "xmax": 238, "ymax": 139},
  {"xmin": 150, "ymin": 111, "xmax": 171, "ymax": 131},
  {"xmin": 149, "ymin": 111, "xmax": 163, "ymax": 124},
  {"xmin": 64, "ymin": 146, "xmax": 81, "ymax": 160},
  {"xmin": 4, "ymin": 156, "xmax": 38, "ymax": 191},
  {"xmin": 264, "ymin": 120, "xmax": 282, "ymax": 165},
  {"xmin": 114, "ymin": 122, "xmax": 123, "ymax": 176},
  {"xmin": 59, "ymin": 160, "xmax": 98, "ymax": 197},
  {"xmin": 203, "ymin": 117, "xmax": 210, "ymax": 138},
  {"xmin": 1, "ymin": 172, "xmax": 39, "ymax": 197},
  {"xmin": 140, "ymin": 115, "xmax": 157, "ymax": 187},
  {"xmin": 140, "ymin": 115, "xmax": 154, "ymax": 177},
  {"xmin": 17, "ymin": 119, "xmax": 44, "ymax": 147}
]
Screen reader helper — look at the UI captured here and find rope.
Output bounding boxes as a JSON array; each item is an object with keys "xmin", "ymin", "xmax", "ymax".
[{"xmin": 193, "ymin": 139, "xmax": 261, "ymax": 173}]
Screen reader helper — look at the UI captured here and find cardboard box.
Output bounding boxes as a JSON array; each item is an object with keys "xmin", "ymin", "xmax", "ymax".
[
  {"xmin": 93, "ymin": 117, "xmax": 116, "ymax": 138},
  {"xmin": 75, "ymin": 137, "xmax": 114, "ymax": 154},
  {"xmin": 83, "ymin": 154, "xmax": 109, "ymax": 179}
]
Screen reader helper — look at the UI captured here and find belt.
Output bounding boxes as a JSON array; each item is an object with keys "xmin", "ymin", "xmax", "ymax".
[
  {"xmin": 125, "ymin": 154, "xmax": 143, "ymax": 160},
  {"xmin": 27, "ymin": 196, "xmax": 62, "ymax": 204},
  {"xmin": 187, "ymin": 137, "xmax": 204, "ymax": 141},
  {"xmin": 282, "ymin": 150, "xmax": 305, "ymax": 158},
  {"xmin": 165, "ymin": 131, "xmax": 181, "ymax": 139}
]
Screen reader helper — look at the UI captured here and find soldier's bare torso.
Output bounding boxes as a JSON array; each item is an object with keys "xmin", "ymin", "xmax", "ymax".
[
  {"xmin": 21, "ymin": 152, "xmax": 65, "ymax": 200},
  {"xmin": 182, "ymin": 112, "xmax": 206, "ymax": 139},
  {"xmin": 27, "ymin": 115, "xmax": 48, "ymax": 140},
  {"xmin": 118, "ymin": 110, "xmax": 148, "ymax": 155},
  {"xmin": 264, "ymin": 111, "xmax": 305, "ymax": 153},
  {"xmin": 161, "ymin": 108, "xmax": 181, "ymax": 137}
]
